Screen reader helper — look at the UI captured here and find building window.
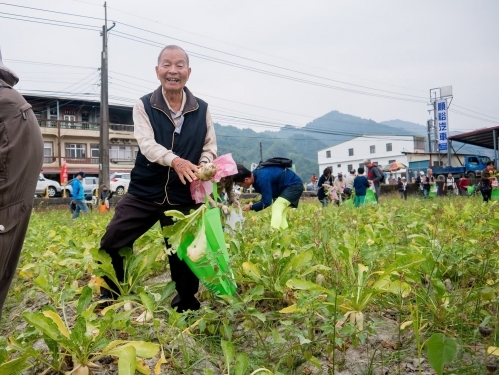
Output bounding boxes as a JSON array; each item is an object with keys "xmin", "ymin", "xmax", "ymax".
[
  {"xmin": 388, "ymin": 159, "xmax": 396, "ymax": 164},
  {"xmin": 65, "ymin": 143, "xmax": 86, "ymax": 159},
  {"xmin": 386, "ymin": 143, "xmax": 392, "ymax": 152},
  {"xmin": 370, "ymin": 145, "xmax": 375, "ymax": 154},
  {"xmin": 133, "ymin": 146, "xmax": 139, "ymax": 159},
  {"xmin": 348, "ymin": 148, "xmax": 354, "ymax": 156},
  {"xmin": 110, "ymin": 145, "xmax": 134, "ymax": 160},
  {"xmin": 347, "ymin": 164, "xmax": 353, "ymax": 171},
  {"xmin": 358, "ymin": 163, "xmax": 363, "ymax": 168},
  {"xmin": 326, "ymin": 150, "xmax": 331, "ymax": 158},
  {"xmin": 90, "ymin": 144, "xmax": 100, "ymax": 164},
  {"xmin": 329, "ymin": 166, "xmax": 333, "ymax": 173},
  {"xmin": 373, "ymin": 161, "xmax": 378, "ymax": 166},
  {"xmin": 337, "ymin": 164, "xmax": 341, "ymax": 168},
  {"xmin": 414, "ymin": 136, "xmax": 425, "ymax": 150},
  {"xmin": 43, "ymin": 142, "xmax": 53, "ymax": 163},
  {"xmin": 433, "ymin": 161, "xmax": 443, "ymax": 167}
]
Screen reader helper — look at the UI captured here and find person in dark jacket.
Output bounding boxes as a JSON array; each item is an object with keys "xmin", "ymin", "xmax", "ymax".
[
  {"xmin": 234, "ymin": 164, "xmax": 303, "ymax": 230},
  {"xmin": 317, "ymin": 167, "xmax": 333, "ymax": 208},
  {"xmin": 99, "ymin": 184, "xmax": 113, "ymax": 210},
  {"xmin": 397, "ymin": 177, "xmax": 408, "ymax": 200},
  {"xmin": 98, "ymin": 45, "xmax": 217, "ymax": 312},
  {"xmin": 0, "ymin": 50, "xmax": 44, "ymax": 320},
  {"xmin": 353, "ymin": 167, "xmax": 370, "ymax": 207}
]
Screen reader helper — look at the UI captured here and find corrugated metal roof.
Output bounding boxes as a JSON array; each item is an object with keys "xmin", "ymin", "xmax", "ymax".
[{"xmin": 448, "ymin": 126, "xmax": 499, "ymax": 150}]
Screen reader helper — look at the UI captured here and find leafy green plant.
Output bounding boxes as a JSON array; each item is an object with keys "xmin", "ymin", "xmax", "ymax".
[
  {"xmin": 425, "ymin": 333, "xmax": 458, "ymax": 375},
  {"xmin": 23, "ymin": 286, "xmax": 159, "ymax": 374},
  {"xmin": 91, "ymin": 246, "xmax": 162, "ymax": 301}
]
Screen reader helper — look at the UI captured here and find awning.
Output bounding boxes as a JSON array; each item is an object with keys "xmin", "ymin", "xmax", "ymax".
[{"xmin": 448, "ymin": 126, "xmax": 499, "ymax": 150}]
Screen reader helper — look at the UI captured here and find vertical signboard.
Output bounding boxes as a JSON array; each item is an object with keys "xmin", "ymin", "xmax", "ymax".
[
  {"xmin": 436, "ymin": 99, "xmax": 449, "ymax": 152},
  {"xmin": 60, "ymin": 162, "xmax": 68, "ymax": 186}
]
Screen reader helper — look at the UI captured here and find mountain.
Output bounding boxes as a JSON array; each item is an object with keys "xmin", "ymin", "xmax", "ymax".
[{"xmin": 215, "ymin": 111, "xmax": 494, "ymax": 180}]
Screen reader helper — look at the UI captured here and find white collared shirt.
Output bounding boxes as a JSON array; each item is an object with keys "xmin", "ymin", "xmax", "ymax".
[{"xmin": 133, "ymin": 90, "xmax": 217, "ymax": 167}]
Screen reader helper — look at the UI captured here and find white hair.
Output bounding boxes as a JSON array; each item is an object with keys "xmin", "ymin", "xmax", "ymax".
[{"xmin": 157, "ymin": 45, "xmax": 189, "ymax": 66}]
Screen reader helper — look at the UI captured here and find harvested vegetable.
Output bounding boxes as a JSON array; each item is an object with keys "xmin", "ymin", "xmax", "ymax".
[
  {"xmin": 195, "ymin": 163, "xmax": 217, "ymax": 181},
  {"xmin": 186, "ymin": 222, "xmax": 207, "ymax": 262}
]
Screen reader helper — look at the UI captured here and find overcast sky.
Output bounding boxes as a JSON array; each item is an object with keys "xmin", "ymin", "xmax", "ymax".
[{"xmin": 2, "ymin": 0, "xmax": 498, "ymax": 133}]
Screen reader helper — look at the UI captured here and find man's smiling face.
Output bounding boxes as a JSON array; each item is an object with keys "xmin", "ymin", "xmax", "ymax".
[{"xmin": 155, "ymin": 48, "xmax": 191, "ymax": 94}]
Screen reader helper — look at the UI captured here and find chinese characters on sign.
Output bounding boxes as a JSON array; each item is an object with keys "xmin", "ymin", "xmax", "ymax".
[{"xmin": 436, "ymin": 99, "xmax": 448, "ymax": 151}]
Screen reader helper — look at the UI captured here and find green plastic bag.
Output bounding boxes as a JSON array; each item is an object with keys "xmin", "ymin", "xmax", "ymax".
[
  {"xmin": 492, "ymin": 189, "xmax": 499, "ymax": 201},
  {"xmin": 429, "ymin": 185, "xmax": 438, "ymax": 198},
  {"xmin": 365, "ymin": 189, "xmax": 377, "ymax": 204},
  {"xmin": 343, "ymin": 198, "xmax": 354, "ymax": 207},
  {"xmin": 467, "ymin": 185, "xmax": 475, "ymax": 196},
  {"xmin": 176, "ymin": 185, "xmax": 237, "ymax": 296}
]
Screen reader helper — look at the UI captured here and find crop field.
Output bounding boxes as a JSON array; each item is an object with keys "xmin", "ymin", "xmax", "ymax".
[{"xmin": 1, "ymin": 196, "xmax": 499, "ymax": 375}]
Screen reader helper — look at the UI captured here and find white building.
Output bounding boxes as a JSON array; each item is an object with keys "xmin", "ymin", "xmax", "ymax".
[{"xmin": 317, "ymin": 135, "xmax": 426, "ymax": 177}]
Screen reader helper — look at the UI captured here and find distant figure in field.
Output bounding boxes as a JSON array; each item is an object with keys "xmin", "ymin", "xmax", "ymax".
[
  {"xmin": 363, "ymin": 159, "xmax": 383, "ymax": 202},
  {"xmin": 311, "ymin": 174, "xmax": 318, "ymax": 190},
  {"xmin": 317, "ymin": 167, "xmax": 333, "ymax": 208},
  {"xmin": 353, "ymin": 167, "xmax": 370, "ymax": 207},
  {"xmin": 458, "ymin": 175, "xmax": 469, "ymax": 196}
]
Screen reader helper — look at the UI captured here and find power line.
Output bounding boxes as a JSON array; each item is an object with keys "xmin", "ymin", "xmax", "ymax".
[
  {"xmin": 0, "ymin": 14, "xmax": 100, "ymax": 31},
  {"xmin": 102, "ymin": 3, "xmax": 425, "ymax": 94},
  {"xmin": 5, "ymin": 2, "xmax": 497, "ymax": 127},
  {"xmin": 111, "ymin": 31, "xmax": 428, "ymax": 104},
  {"xmin": 4, "ymin": 59, "xmax": 97, "ymax": 70},
  {"xmin": 0, "ymin": 2, "xmax": 103, "ymax": 20},
  {"xmin": 114, "ymin": 24, "xmax": 427, "ymax": 100}
]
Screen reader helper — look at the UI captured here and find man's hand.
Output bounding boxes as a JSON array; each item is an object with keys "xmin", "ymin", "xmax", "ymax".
[
  {"xmin": 172, "ymin": 157, "xmax": 199, "ymax": 184},
  {"xmin": 242, "ymin": 204, "xmax": 252, "ymax": 212}
]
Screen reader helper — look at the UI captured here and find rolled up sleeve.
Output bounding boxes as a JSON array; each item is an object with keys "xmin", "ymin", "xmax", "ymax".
[{"xmin": 199, "ymin": 108, "xmax": 217, "ymax": 164}]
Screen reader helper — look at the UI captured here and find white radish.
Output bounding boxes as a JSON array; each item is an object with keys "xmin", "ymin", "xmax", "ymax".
[
  {"xmin": 187, "ymin": 224, "xmax": 207, "ymax": 262},
  {"xmin": 124, "ymin": 302, "xmax": 133, "ymax": 311},
  {"xmin": 72, "ymin": 363, "xmax": 89, "ymax": 375},
  {"xmin": 195, "ymin": 163, "xmax": 217, "ymax": 181},
  {"xmin": 135, "ymin": 310, "xmax": 153, "ymax": 323}
]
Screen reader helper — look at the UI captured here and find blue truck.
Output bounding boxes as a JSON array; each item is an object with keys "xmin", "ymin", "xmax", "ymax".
[{"xmin": 432, "ymin": 155, "xmax": 492, "ymax": 178}]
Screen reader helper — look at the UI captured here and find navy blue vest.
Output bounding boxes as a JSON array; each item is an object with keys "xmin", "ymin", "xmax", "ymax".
[{"xmin": 128, "ymin": 87, "xmax": 208, "ymax": 204}]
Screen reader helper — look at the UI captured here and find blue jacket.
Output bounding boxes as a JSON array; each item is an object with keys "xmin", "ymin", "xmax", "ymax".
[
  {"xmin": 71, "ymin": 178, "xmax": 85, "ymax": 200},
  {"xmin": 251, "ymin": 166, "xmax": 302, "ymax": 211},
  {"xmin": 353, "ymin": 175, "xmax": 370, "ymax": 196}
]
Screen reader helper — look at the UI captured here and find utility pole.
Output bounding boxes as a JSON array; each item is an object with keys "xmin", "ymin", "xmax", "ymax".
[
  {"xmin": 99, "ymin": 2, "xmax": 115, "ymax": 192},
  {"xmin": 259, "ymin": 142, "xmax": 263, "ymax": 162},
  {"xmin": 427, "ymin": 119, "xmax": 433, "ymax": 153}
]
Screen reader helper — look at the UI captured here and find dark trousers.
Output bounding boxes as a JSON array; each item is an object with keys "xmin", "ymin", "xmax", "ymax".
[
  {"xmin": 99, "ymin": 194, "xmax": 202, "ymax": 311},
  {"xmin": 0, "ymin": 89, "xmax": 43, "ymax": 320},
  {"xmin": 482, "ymin": 190, "xmax": 492, "ymax": 202}
]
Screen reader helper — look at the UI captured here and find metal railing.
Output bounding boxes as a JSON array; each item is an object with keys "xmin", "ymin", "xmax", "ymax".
[
  {"xmin": 38, "ymin": 119, "xmax": 134, "ymax": 132},
  {"xmin": 42, "ymin": 156, "xmax": 135, "ymax": 166}
]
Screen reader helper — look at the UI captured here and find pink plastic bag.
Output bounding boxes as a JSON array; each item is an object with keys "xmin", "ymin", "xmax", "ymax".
[{"xmin": 190, "ymin": 154, "xmax": 238, "ymax": 203}]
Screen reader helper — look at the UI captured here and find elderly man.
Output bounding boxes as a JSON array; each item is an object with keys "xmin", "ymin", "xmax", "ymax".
[
  {"xmin": 0, "ymin": 50, "xmax": 43, "ymax": 320},
  {"xmin": 422, "ymin": 168, "xmax": 435, "ymax": 198},
  {"xmin": 99, "ymin": 45, "xmax": 217, "ymax": 312},
  {"xmin": 363, "ymin": 159, "xmax": 383, "ymax": 202}
]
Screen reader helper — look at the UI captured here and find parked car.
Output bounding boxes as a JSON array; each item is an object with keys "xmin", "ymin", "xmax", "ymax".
[
  {"xmin": 36, "ymin": 174, "xmax": 62, "ymax": 197},
  {"xmin": 110, "ymin": 172, "xmax": 131, "ymax": 196},
  {"xmin": 64, "ymin": 177, "xmax": 99, "ymax": 197}
]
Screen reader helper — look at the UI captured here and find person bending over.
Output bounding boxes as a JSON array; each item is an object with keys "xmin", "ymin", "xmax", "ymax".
[{"xmin": 233, "ymin": 164, "xmax": 303, "ymax": 230}]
